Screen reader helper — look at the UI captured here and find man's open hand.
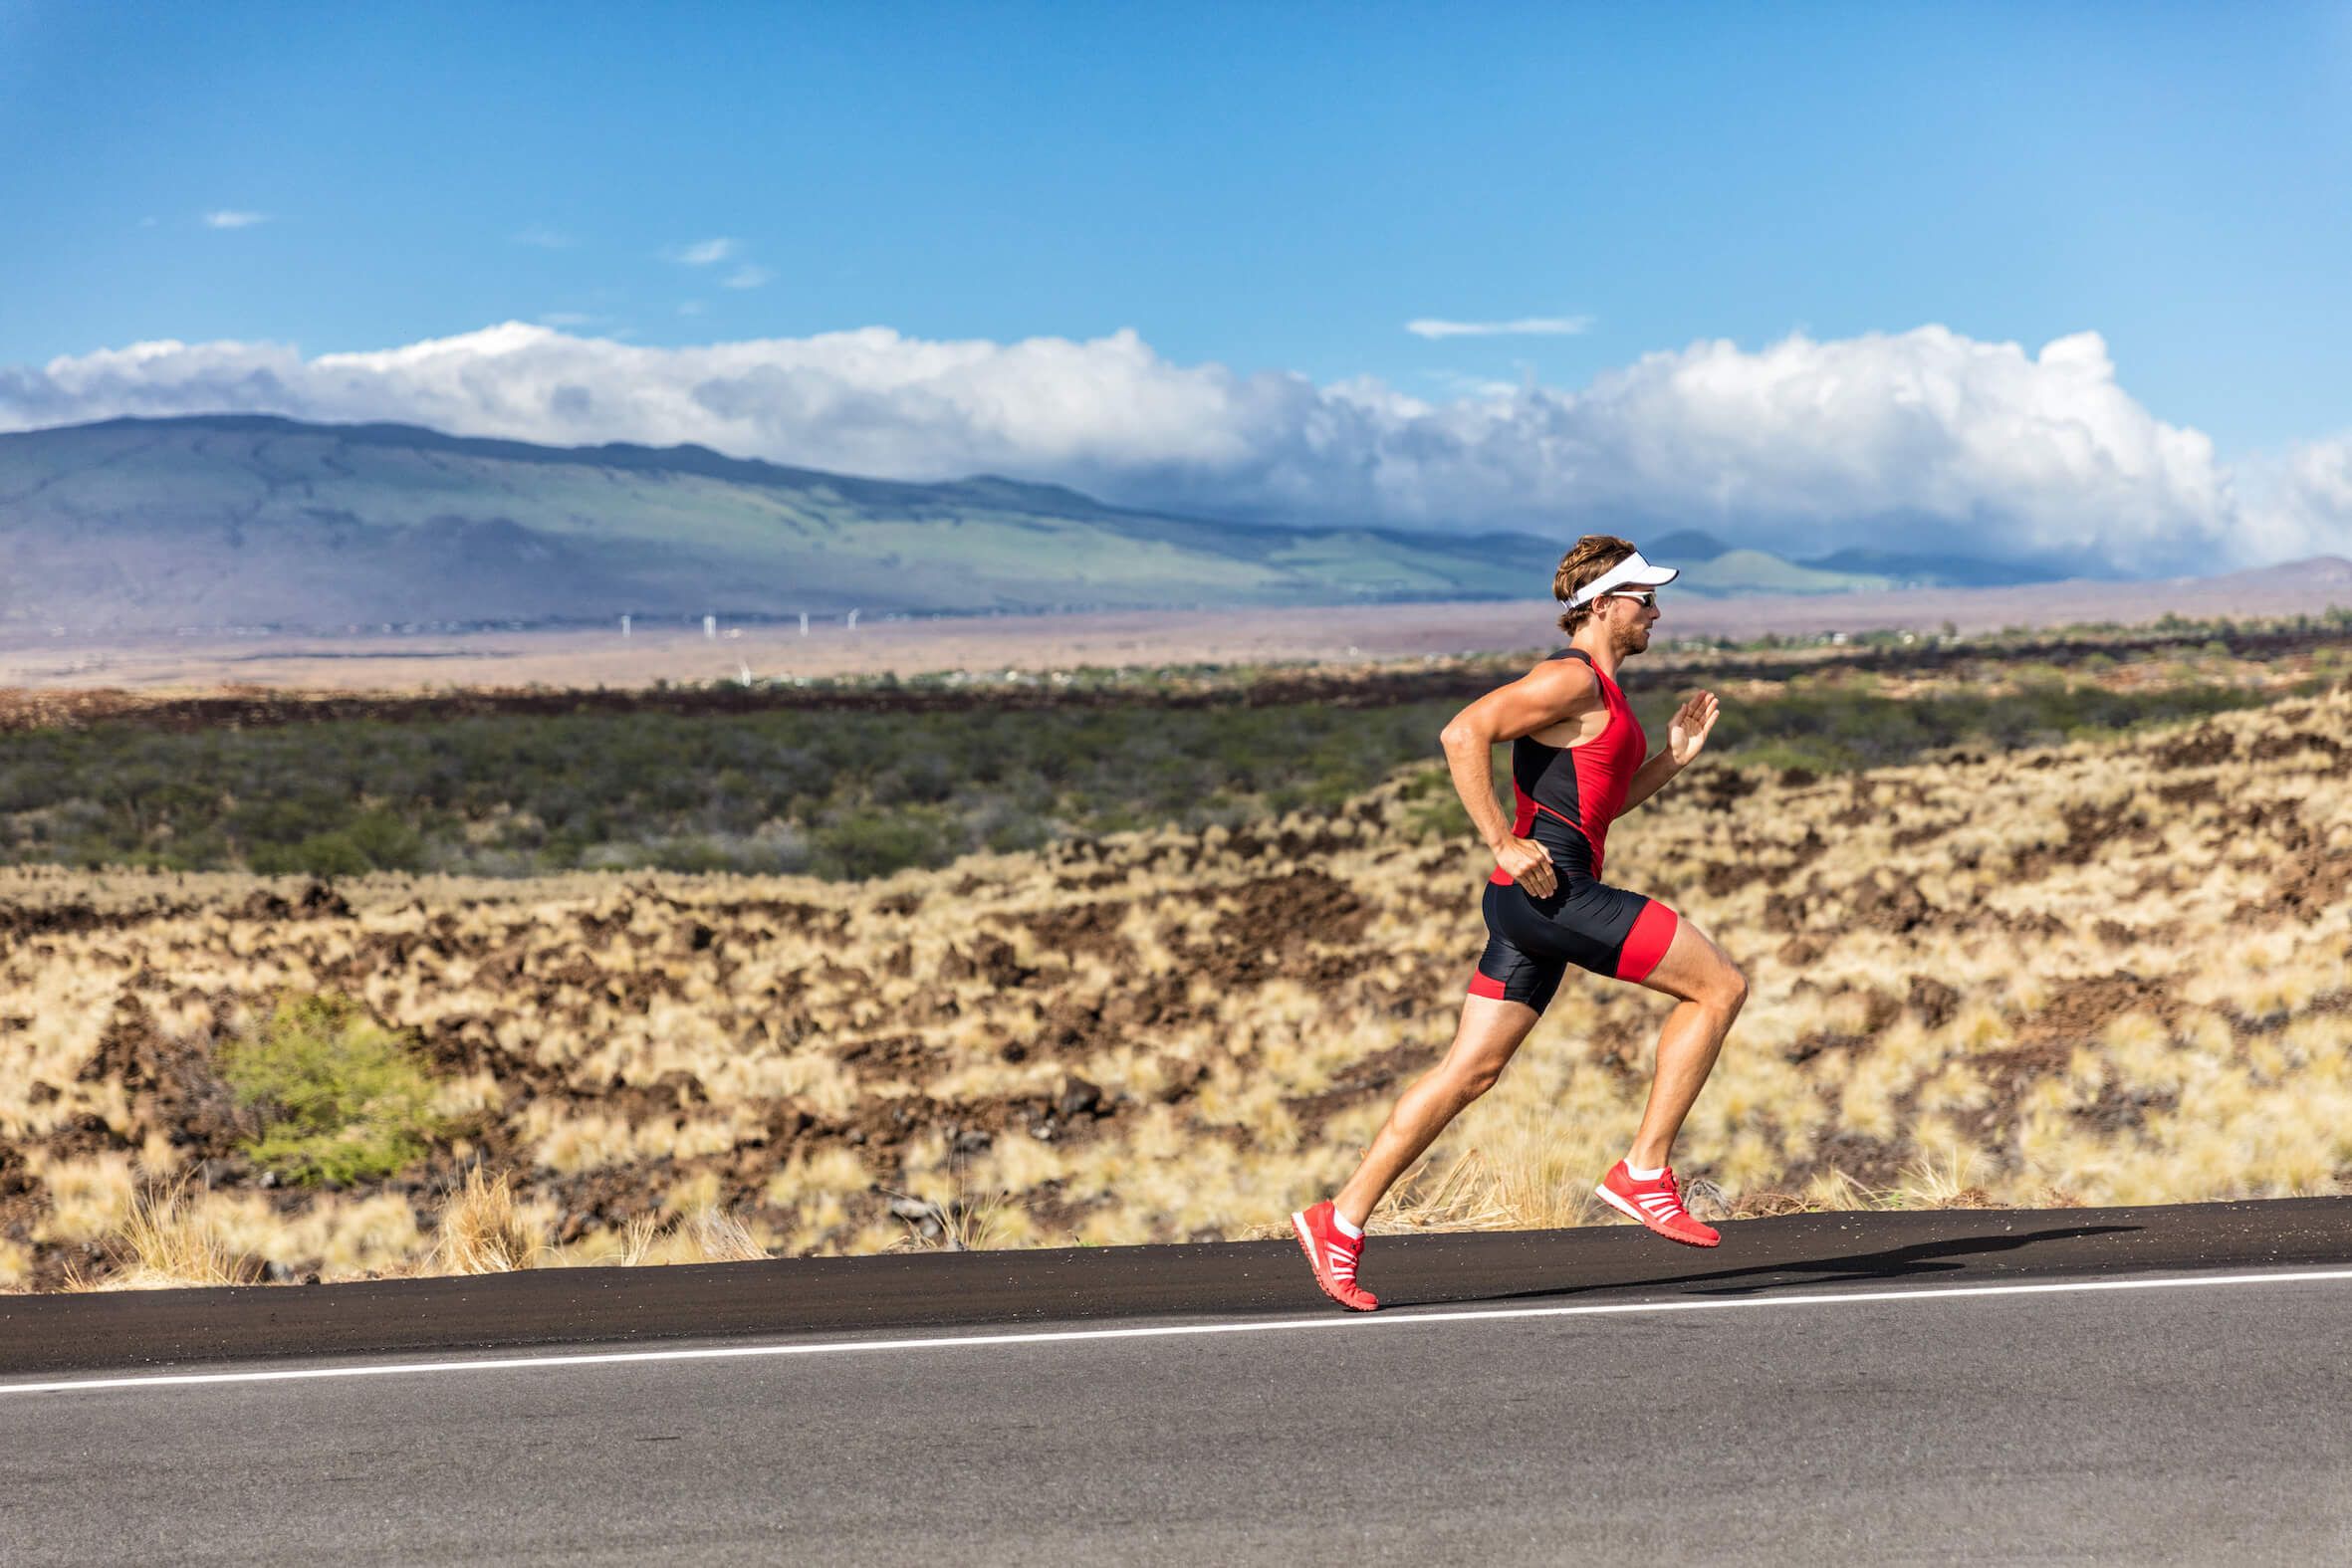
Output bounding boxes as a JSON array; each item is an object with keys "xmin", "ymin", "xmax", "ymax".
[{"xmin": 1668, "ymin": 690, "xmax": 1722, "ymax": 768}]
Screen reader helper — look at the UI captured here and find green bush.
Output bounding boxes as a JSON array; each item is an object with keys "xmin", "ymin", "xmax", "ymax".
[
  {"xmin": 812, "ymin": 807, "xmax": 950, "ymax": 879},
  {"xmin": 251, "ymin": 832, "xmax": 372, "ymax": 878},
  {"xmin": 345, "ymin": 809, "xmax": 427, "ymax": 870},
  {"xmin": 218, "ymin": 993, "xmax": 443, "ymax": 1186}
]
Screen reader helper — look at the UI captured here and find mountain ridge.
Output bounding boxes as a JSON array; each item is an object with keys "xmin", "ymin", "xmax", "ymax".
[{"xmin": 0, "ymin": 414, "xmax": 2114, "ymax": 633}]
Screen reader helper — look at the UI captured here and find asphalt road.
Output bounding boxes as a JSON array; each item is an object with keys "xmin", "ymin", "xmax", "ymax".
[{"xmin": 4, "ymin": 1200, "xmax": 2349, "ymax": 1565}]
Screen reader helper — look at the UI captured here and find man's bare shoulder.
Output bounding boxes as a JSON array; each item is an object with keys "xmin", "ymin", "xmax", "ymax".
[
  {"xmin": 1514, "ymin": 654, "xmax": 1598, "ymax": 699},
  {"xmin": 1483, "ymin": 653, "xmax": 1600, "ymax": 728}
]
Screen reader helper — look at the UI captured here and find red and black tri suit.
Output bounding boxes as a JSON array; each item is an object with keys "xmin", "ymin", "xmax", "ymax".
[{"xmin": 1470, "ymin": 648, "xmax": 1680, "ymax": 1011}]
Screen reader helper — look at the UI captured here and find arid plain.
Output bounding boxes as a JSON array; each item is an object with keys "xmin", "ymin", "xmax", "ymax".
[
  {"xmin": 2, "ymin": 554, "xmax": 2346, "ymax": 694},
  {"xmin": 0, "ymin": 630, "xmax": 2346, "ymax": 1291}
]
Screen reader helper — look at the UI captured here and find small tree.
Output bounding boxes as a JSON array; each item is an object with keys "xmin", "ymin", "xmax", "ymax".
[{"xmin": 219, "ymin": 993, "xmax": 443, "ymax": 1186}]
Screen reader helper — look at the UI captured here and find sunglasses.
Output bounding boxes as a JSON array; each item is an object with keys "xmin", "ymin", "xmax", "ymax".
[{"xmin": 1601, "ymin": 589, "xmax": 1659, "ymax": 609}]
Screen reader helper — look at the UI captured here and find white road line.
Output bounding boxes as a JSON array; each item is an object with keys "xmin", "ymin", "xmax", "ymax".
[{"xmin": 6, "ymin": 1266, "xmax": 2348, "ymax": 1398}]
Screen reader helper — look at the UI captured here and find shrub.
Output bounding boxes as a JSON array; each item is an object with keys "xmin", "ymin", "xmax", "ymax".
[
  {"xmin": 345, "ymin": 809, "xmax": 427, "ymax": 870},
  {"xmin": 219, "ymin": 993, "xmax": 444, "ymax": 1186},
  {"xmin": 252, "ymin": 831, "xmax": 373, "ymax": 878},
  {"xmin": 812, "ymin": 807, "xmax": 950, "ymax": 879}
]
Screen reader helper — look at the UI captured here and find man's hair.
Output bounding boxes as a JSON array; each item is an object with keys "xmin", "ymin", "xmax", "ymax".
[{"xmin": 1553, "ymin": 534, "xmax": 1638, "ymax": 634}]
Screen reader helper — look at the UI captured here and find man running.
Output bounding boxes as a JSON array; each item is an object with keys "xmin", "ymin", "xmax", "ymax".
[{"xmin": 1293, "ymin": 535, "xmax": 1748, "ymax": 1311}]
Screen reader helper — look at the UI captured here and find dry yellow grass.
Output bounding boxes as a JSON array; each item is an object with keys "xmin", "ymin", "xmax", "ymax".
[
  {"xmin": 67, "ymin": 1180, "xmax": 261, "ymax": 1292},
  {"xmin": 1, "ymin": 683, "xmax": 2346, "ymax": 1290},
  {"xmin": 432, "ymin": 1169, "xmax": 546, "ymax": 1274}
]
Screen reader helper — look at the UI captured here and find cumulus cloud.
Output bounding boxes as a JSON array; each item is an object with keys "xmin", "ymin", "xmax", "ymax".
[
  {"xmin": 667, "ymin": 237, "xmax": 737, "ymax": 266},
  {"xmin": 2238, "ymin": 435, "xmax": 2352, "ymax": 564},
  {"xmin": 201, "ymin": 210, "xmax": 269, "ymax": 229},
  {"xmin": 722, "ymin": 265, "xmax": 773, "ymax": 290},
  {"xmin": 4, "ymin": 321, "xmax": 2344, "ymax": 571},
  {"xmin": 1406, "ymin": 316, "xmax": 1594, "ymax": 339}
]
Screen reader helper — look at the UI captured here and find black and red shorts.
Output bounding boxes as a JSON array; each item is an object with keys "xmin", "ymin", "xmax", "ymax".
[{"xmin": 1468, "ymin": 877, "xmax": 1679, "ymax": 1014}]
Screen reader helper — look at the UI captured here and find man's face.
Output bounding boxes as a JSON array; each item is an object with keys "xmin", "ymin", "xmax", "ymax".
[{"xmin": 1600, "ymin": 589, "xmax": 1661, "ymax": 654}]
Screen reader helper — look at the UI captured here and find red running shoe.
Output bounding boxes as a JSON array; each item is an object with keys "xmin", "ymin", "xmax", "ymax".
[
  {"xmin": 1595, "ymin": 1161, "xmax": 1721, "ymax": 1247},
  {"xmin": 1292, "ymin": 1200, "xmax": 1378, "ymax": 1311}
]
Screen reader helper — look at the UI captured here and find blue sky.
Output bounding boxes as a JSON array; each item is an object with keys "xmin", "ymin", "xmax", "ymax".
[{"xmin": 6, "ymin": 2, "xmax": 2352, "ymax": 565}]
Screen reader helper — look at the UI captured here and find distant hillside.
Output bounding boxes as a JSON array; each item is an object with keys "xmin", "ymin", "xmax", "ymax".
[
  {"xmin": 1798, "ymin": 547, "xmax": 2065, "ymax": 588},
  {"xmin": 0, "ymin": 416, "xmax": 1570, "ymax": 632},
  {"xmin": 1675, "ymin": 548, "xmax": 1892, "ymax": 596},
  {"xmin": 1624, "ymin": 528, "xmax": 2048, "ymax": 590},
  {"xmin": 0, "ymin": 415, "xmax": 2055, "ymax": 633}
]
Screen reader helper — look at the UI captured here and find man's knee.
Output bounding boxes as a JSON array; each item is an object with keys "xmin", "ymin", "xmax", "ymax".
[
  {"xmin": 1710, "ymin": 956, "xmax": 1750, "ymax": 1018},
  {"xmin": 1447, "ymin": 1060, "xmax": 1506, "ymax": 1103}
]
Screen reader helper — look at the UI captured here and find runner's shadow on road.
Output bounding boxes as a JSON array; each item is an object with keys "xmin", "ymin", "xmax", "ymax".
[
  {"xmin": 1666, "ymin": 1225, "xmax": 2143, "ymax": 1296},
  {"xmin": 1408, "ymin": 1225, "xmax": 2141, "ymax": 1309}
]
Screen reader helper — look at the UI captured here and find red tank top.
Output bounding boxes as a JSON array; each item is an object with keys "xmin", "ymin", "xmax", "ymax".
[{"xmin": 1489, "ymin": 648, "xmax": 1648, "ymax": 887}]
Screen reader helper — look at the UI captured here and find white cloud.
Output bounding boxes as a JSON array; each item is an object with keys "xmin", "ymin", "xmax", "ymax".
[
  {"xmin": 536, "ymin": 312, "xmax": 597, "ymax": 328},
  {"xmin": 1425, "ymin": 369, "xmax": 1525, "ymax": 400},
  {"xmin": 201, "ymin": 210, "xmax": 269, "ymax": 229},
  {"xmin": 722, "ymin": 265, "xmax": 773, "ymax": 290},
  {"xmin": 4, "ymin": 321, "xmax": 2343, "ymax": 571},
  {"xmin": 668, "ymin": 237, "xmax": 737, "ymax": 266},
  {"xmin": 513, "ymin": 226, "xmax": 573, "ymax": 249},
  {"xmin": 677, "ymin": 301, "xmax": 706, "ymax": 317},
  {"xmin": 2238, "ymin": 435, "xmax": 2352, "ymax": 564},
  {"xmin": 1406, "ymin": 316, "xmax": 1593, "ymax": 339}
]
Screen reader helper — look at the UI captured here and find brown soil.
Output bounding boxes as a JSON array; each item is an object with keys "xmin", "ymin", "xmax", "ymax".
[
  {"xmin": 1962, "ymin": 972, "xmax": 2186, "ymax": 1145},
  {"xmin": 1283, "ymin": 1037, "xmax": 1433, "ymax": 1144},
  {"xmin": 2009, "ymin": 800, "xmax": 2161, "ymax": 882},
  {"xmin": 68, "ymin": 995, "xmax": 259, "ymax": 1164},
  {"xmin": 1013, "ymin": 903, "xmax": 1134, "ymax": 967},
  {"xmin": 1783, "ymin": 987, "xmax": 1905, "ymax": 1066}
]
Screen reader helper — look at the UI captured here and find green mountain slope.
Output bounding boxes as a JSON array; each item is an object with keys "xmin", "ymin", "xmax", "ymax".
[
  {"xmin": 0, "ymin": 415, "xmax": 2029, "ymax": 633},
  {"xmin": 1674, "ymin": 548, "xmax": 1893, "ymax": 596},
  {"xmin": 0, "ymin": 416, "xmax": 1574, "ymax": 631}
]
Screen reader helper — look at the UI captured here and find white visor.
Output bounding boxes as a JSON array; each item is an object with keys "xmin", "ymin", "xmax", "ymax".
[{"xmin": 1564, "ymin": 549, "xmax": 1680, "ymax": 607}]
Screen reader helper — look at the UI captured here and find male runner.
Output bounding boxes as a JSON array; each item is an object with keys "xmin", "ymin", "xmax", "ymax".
[{"xmin": 1293, "ymin": 535, "xmax": 1748, "ymax": 1311}]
